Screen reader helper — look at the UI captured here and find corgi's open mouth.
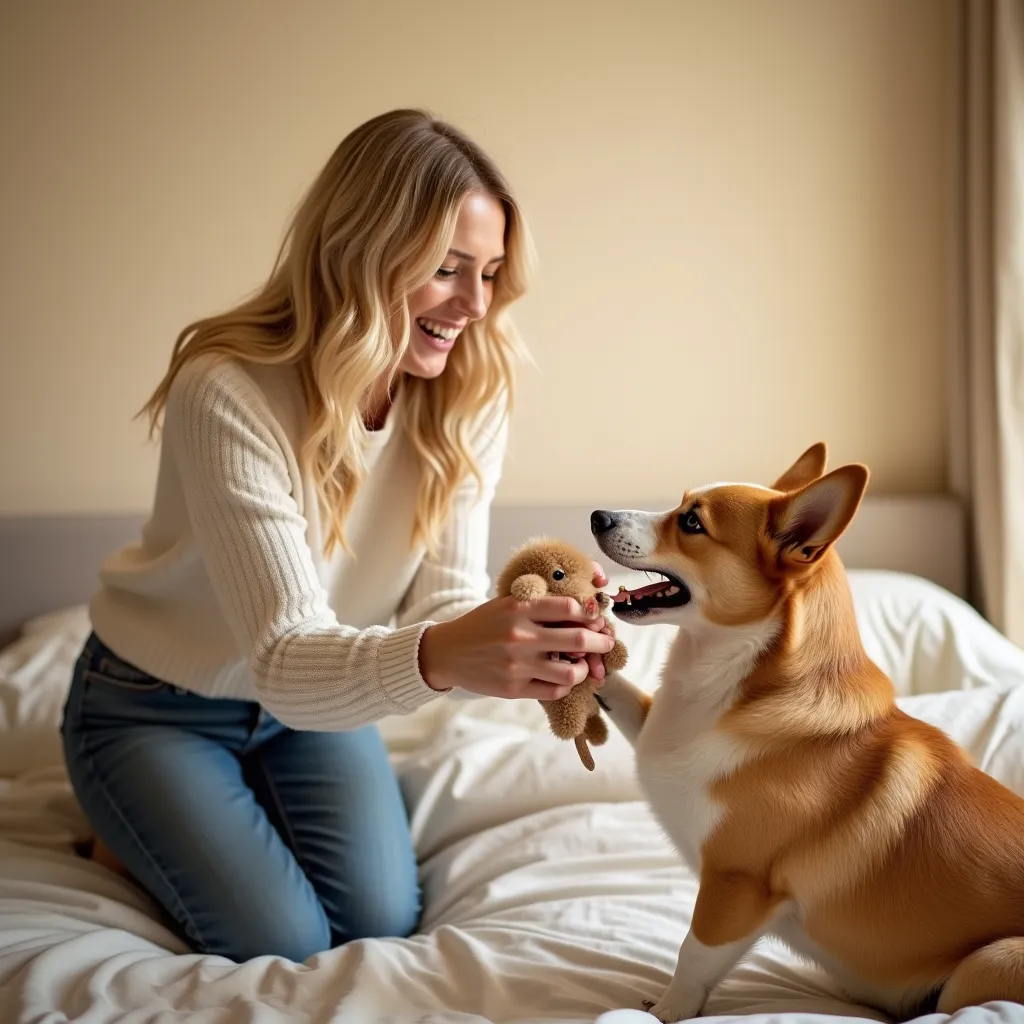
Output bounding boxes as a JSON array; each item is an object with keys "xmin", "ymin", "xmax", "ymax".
[{"xmin": 611, "ymin": 570, "xmax": 691, "ymax": 618}]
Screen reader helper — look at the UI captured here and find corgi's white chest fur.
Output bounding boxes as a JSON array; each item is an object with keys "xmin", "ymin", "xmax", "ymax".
[{"xmin": 633, "ymin": 621, "xmax": 775, "ymax": 875}]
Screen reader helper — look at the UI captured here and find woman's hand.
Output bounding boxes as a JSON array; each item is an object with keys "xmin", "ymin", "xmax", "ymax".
[
  {"xmin": 585, "ymin": 561, "xmax": 611, "ymax": 682},
  {"xmin": 418, "ymin": 591, "xmax": 616, "ymax": 701}
]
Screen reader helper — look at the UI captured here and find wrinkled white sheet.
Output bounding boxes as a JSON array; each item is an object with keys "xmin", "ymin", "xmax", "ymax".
[{"xmin": 2, "ymin": 571, "xmax": 1024, "ymax": 1024}]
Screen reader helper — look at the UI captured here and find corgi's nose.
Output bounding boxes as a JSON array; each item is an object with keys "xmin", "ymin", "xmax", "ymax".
[{"xmin": 591, "ymin": 510, "xmax": 617, "ymax": 535}]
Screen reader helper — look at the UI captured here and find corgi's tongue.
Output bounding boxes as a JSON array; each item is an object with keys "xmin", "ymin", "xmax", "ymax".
[{"xmin": 612, "ymin": 580, "xmax": 669, "ymax": 604}]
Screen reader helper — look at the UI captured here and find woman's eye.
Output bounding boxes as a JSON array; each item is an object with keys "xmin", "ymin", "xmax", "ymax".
[
  {"xmin": 552, "ymin": 569, "xmax": 565, "ymax": 581},
  {"xmin": 679, "ymin": 511, "xmax": 704, "ymax": 535},
  {"xmin": 482, "ymin": 272, "xmax": 497, "ymax": 283}
]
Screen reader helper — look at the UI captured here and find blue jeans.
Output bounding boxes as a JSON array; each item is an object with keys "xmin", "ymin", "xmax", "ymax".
[{"xmin": 60, "ymin": 632, "xmax": 420, "ymax": 963}]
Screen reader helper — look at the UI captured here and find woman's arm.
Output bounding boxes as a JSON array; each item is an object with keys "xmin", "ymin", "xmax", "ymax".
[
  {"xmin": 166, "ymin": 360, "xmax": 441, "ymax": 732},
  {"xmin": 168, "ymin": 362, "xmax": 613, "ymax": 723}
]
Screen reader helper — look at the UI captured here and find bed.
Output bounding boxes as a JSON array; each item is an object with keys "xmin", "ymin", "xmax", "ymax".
[{"xmin": 4, "ymin": 497, "xmax": 1024, "ymax": 1024}]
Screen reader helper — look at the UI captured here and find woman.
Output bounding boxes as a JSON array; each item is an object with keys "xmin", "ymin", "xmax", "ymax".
[{"xmin": 60, "ymin": 109, "xmax": 615, "ymax": 964}]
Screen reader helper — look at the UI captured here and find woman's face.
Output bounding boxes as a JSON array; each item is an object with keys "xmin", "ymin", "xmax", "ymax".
[{"xmin": 399, "ymin": 191, "xmax": 507, "ymax": 379}]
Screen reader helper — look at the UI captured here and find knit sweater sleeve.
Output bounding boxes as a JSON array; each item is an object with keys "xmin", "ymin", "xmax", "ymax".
[
  {"xmin": 394, "ymin": 406, "xmax": 508, "ymax": 628},
  {"xmin": 164, "ymin": 360, "xmax": 442, "ymax": 731}
]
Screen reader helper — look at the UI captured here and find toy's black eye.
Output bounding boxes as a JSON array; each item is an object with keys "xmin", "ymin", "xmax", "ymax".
[
  {"xmin": 552, "ymin": 569, "xmax": 566, "ymax": 581},
  {"xmin": 678, "ymin": 510, "xmax": 705, "ymax": 535}
]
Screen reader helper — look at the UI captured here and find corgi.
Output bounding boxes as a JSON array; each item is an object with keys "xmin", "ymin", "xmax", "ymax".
[{"xmin": 590, "ymin": 443, "xmax": 1024, "ymax": 1023}]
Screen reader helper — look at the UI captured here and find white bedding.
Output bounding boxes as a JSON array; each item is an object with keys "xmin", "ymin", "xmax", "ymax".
[{"xmin": 3, "ymin": 571, "xmax": 1024, "ymax": 1024}]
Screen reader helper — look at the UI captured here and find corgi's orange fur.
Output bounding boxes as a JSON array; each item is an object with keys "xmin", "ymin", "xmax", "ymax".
[{"xmin": 591, "ymin": 444, "xmax": 1024, "ymax": 1022}]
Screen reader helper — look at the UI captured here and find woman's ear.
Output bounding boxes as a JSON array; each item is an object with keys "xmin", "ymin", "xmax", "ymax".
[{"xmin": 770, "ymin": 463, "xmax": 869, "ymax": 569}]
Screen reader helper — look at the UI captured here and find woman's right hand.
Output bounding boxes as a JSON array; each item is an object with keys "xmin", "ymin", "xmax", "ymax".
[{"xmin": 418, "ymin": 595, "xmax": 615, "ymax": 701}]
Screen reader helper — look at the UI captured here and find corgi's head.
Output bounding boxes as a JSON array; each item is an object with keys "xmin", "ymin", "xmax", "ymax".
[{"xmin": 591, "ymin": 443, "xmax": 869, "ymax": 628}]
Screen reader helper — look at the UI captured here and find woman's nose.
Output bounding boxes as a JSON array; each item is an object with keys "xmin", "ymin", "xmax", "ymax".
[{"xmin": 453, "ymin": 277, "xmax": 488, "ymax": 321}]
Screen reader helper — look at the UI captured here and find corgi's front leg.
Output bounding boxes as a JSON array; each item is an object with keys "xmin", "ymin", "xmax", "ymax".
[
  {"xmin": 646, "ymin": 930, "xmax": 752, "ymax": 1022},
  {"xmin": 593, "ymin": 669, "xmax": 651, "ymax": 747},
  {"xmin": 647, "ymin": 872, "xmax": 777, "ymax": 1022}
]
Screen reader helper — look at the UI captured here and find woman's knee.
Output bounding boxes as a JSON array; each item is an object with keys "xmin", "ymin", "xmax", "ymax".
[
  {"xmin": 213, "ymin": 867, "xmax": 419, "ymax": 956},
  {"xmin": 195, "ymin": 898, "xmax": 332, "ymax": 963},
  {"xmin": 332, "ymin": 824, "xmax": 421, "ymax": 942},
  {"xmin": 335, "ymin": 881, "xmax": 421, "ymax": 943},
  {"xmin": 232, "ymin": 914, "xmax": 331, "ymax": 964},
  {"xmin": 326, "ymin": 839, "xmax": 421, "ymax": 943}
]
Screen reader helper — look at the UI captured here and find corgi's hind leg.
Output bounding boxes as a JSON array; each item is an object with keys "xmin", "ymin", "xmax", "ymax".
[{"xmin": 938, "ymin": 938, "xmax": 1024, "ymax": 1012}]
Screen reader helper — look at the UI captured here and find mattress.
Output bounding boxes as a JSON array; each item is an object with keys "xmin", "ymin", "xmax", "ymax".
[{"xmin": 2, "ymin": 570, "xmax": 1024, "ymax": 1024}]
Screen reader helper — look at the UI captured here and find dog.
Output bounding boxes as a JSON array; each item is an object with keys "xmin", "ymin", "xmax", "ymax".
[{"xmin": 590, "ymin": 443, "xmax": 1024, "ymax": 1023}]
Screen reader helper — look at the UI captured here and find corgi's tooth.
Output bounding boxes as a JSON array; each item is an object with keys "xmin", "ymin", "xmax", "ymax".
[{"xmin": 666, "ymin": 585, "xmax": 679, "ymax": 596}]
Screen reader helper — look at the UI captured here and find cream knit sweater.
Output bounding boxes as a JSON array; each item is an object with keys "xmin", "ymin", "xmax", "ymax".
[{"xmin": 89, "ymin": 355, "xmax": 506, "ymax": 731}]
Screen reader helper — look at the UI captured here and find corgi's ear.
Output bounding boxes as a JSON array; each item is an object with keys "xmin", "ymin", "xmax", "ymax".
[
  {"xmin": 771, "ymin": 443, "xmax": 829, "ymax": 492},
  {"xmin": 770, "ymin": 464, "xmax": 869, "ymax": 568}
]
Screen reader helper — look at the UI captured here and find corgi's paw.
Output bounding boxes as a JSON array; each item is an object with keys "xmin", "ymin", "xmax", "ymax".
[
  {"xmin": 644, "ymin": 986, "xmax": 706, "ymax": 1022},
  {"xmin": 603, "ymin": 637, "xmax": 628, "ymax": 671}
]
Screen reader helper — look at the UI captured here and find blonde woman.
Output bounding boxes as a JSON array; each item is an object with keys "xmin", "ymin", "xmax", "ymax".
[{"xmin": 60, "ymin": 109, "xmax": 614, "ymax": 964}]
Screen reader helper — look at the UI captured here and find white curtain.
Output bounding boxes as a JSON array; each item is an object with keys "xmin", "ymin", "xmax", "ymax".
[{"xmin": 953, "ymin": 0, "xmax": 1024, "ymax": 644}]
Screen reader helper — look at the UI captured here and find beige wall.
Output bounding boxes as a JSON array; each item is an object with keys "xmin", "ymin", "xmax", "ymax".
[{"xmin": 0, "ymin": 0, "xmax": 956, "ymax": 514}]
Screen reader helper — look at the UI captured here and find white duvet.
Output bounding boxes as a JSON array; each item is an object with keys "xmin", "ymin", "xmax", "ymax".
[{"xmin": 3, "ymin": 571, "xmax": 1024, "ymax": 1024}]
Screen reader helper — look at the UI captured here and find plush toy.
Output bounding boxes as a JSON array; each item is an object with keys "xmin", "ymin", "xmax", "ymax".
[{"xmin": 494, "ymin": 538, "xmax": 628, "ymax": 771}]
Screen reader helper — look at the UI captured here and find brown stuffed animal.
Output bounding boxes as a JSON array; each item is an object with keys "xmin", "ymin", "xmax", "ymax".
[{"xmin": 494, "ymin": 538, "xmax": 628, "ymax": 771}]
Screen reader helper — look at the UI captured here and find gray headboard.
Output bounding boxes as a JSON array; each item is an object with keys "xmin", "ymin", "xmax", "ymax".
[{"xmin": 0, "ymin": 494, "xmax": 967, "ymax": 645}]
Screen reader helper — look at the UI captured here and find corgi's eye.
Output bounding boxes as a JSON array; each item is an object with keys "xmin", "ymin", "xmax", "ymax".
[
  {"xmin": 679, "ymin": 511, "xmax": 704, "ymax": 535},
  {"xmin": 552, "ymin": 569, "xmax": 566, "ymax": 581}
]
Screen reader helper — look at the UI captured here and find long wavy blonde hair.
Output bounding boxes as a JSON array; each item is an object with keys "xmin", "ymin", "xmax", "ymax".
[{"xmin": 141, "ymin": 109, "xmax": 533, "ymax": 556}]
